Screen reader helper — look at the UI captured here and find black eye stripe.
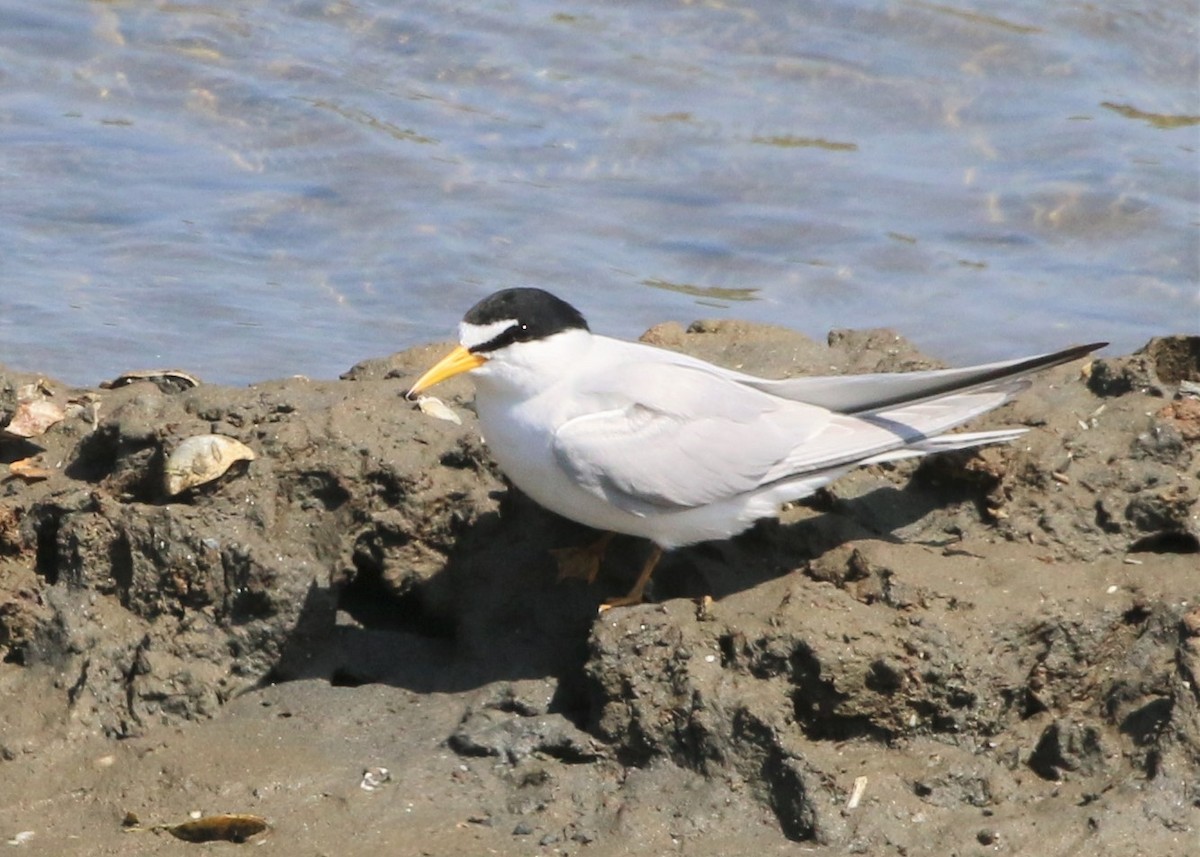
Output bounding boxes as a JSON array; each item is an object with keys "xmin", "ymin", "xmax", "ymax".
[{"xmin": 472, "ymin": 322, "xmax": 530, "ymax": 354}]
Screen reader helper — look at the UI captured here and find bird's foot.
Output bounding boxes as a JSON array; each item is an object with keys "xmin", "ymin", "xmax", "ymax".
[
  {"xmin": 595, "ymin": 544, "xmax": 664, "ymax": 614},
  {"xmin": 597, "ymin": 592, "xmax": 645, "ymax": 613},
  {"xmin": 551, "ymin": 532, "xmax": 616, "ymax": 584}
]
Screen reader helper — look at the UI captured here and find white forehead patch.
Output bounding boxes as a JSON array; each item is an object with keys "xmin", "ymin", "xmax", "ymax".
[{"xmin": 460, "ymin": 318, "xmax": 518, "ymax": 351}]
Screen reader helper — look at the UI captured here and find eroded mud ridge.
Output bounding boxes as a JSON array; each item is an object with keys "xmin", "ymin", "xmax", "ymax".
[{"xmin": 1, "ymin": 328, "xmax": 1197, "ymax": 855}]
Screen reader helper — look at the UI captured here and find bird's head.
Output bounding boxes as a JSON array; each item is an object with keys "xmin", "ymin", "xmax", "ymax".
[{"xmin": 405, "ymin": 288, "xmax": 589, "ymax": 400}]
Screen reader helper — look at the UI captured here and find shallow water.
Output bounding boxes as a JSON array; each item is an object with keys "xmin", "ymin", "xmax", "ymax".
[{"xmin": 1, "ymin": 0, "xmax": 1196, "ymax": 386}]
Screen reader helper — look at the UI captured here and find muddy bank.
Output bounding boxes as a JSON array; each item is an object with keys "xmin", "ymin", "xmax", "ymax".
[{"xmin": 0, "ymin": 325, "xmax": 1196, "ymax": 855}]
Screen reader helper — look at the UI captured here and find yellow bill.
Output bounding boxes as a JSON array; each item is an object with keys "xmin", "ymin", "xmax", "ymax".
[{"xmin": 406, "ymin": 345, "xmax": 486, "ymax": 399}]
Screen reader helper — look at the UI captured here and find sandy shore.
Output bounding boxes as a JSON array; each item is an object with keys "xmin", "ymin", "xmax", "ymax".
[{"xmin": 1, "ymin": 323, "xmax": 1197, "ymax": 855}]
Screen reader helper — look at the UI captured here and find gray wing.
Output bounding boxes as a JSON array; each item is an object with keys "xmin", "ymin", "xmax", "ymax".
[
  {"xmin": 549, "ymin": 341, "xmax": 1107, "ymax": 517},
  {"xmin": 551, "ymin": 361, "xmax": 834, "ymax": 515}
]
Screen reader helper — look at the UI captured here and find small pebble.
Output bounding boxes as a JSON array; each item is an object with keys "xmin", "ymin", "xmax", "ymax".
[{"xmin": 512, "ymin": 822, "xmax": 533, "ymax": 836}]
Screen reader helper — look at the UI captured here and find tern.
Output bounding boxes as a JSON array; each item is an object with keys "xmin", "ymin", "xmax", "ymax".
[{"xmin": 407, "ymin": 288, "xmax": 1103, "ymax": 608}]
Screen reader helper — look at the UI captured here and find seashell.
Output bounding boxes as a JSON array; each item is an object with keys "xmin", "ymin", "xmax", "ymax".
[
  {"xmin": 3, "ymin": 399, "xmax": 65, "ymax": 438},
  {"xmin": 160, "ymin": 814, "xmax": 270, "ymax": 843},
  {"xmin": 414, "ymin": 395, "xmax": 462, "ymax": 425},
  {"xmin": 100, "ymin": 369, "xmax": 200, "ymax": 394},
  {"xmin": 7, "ymin": 457, "xmax": 52, "ymax": 482},
  {"xmin": 163, "ymin": 434, "xmax": 255, "ymax": 496},
  {"xmin": 360, "ymin": 766, "xmax": 391, "ymax": 791}
]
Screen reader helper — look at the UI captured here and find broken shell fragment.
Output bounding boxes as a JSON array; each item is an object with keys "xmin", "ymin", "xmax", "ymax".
[
  {"xmin": 163, "ymin": 434, "xmax": 256, "ymax": 496},
  {"xmin": 164, "ymin": 814, "xmax": 270, "ymax": 843},
  {"xmin": 360, "ymin": 766, "xmax": 391, "ymax": 791},
  {"xmin": 100, "ymin": 369, "xmax": 200, "ymax": 393},
  {"xmin": 414, "ymin": 395, "xmax": 462, "ymax": 425},
  {"xmin": 7, "ymin": 457, "xmax": 53, "ymax": 482},
  {"xmin": 3, "ymin": 399, "xmax": 66, "ymax": 439}
]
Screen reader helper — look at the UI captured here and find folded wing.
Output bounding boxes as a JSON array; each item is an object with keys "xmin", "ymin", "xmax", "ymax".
[{"xmin": 552, "ymin": 343, "xmax": 1105, "ymax": 516}]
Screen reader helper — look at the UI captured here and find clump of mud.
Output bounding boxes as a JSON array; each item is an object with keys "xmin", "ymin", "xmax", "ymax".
[{"xmin": 0, "ymin": 330, "xmax": 1196, "ymax": 855}]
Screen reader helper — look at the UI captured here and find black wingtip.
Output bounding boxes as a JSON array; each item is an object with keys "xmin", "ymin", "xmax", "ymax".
[
  {"xmin": 1050, "ymin": 341, "xmax": 1107, "ymax": 364},
  {"xmin": 845, "ymin": 340, "xmax": 1110, "ymax": 415}
]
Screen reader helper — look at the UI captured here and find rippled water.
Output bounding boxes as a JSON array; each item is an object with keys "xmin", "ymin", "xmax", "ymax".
[{"xmin": 1, "ymin": 0, "xmax": 1197, "ymax": 385}]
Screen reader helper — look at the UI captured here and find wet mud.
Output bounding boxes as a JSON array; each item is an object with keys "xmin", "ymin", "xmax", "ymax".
[{"xmin": 0, "ymin": 325, "xmax": 1196, "ymax": 855}]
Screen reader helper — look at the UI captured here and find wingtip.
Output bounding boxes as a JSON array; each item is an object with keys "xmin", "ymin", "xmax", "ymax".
[{"xmin": 1057, "ymin": 341, "xmax": 1108, "ymax": 363}]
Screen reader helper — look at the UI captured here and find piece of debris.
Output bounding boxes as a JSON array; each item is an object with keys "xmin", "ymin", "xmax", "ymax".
[
  {"xmin": 124, "ymin": 813, "xmax": 270, "ymax": 844},
  {"xmin": 5, "ymin": 457, "xmax": 52, "ymax": 482},
  {"xmin": 414, "ymin": 395, "xmax": 462, "ymax": 425},
  {"xmin": 165, "ymin": 814, "xmax": 269, "ymax": 844},
  {"xmin": 3, "ymin": 399, "xmax": 65, "ymax": 439},
  {"xmin": 99, "ymin": 369, "xmax": 200, "ymax": 393},
  {"xmin": 845, "ymin": 775, "xmax": 869, "ymax": 811},
  {"xmin": 360, "ymin": 766, "xmax": 391, "ymax": 791},
  {"xmin": 163, "ymin": 434, "xmax": 256, "ymax": 496}
]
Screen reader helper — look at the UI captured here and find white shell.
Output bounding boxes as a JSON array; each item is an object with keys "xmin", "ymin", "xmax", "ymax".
[
  {"xmin": 414, "ymin": 395, "xmax": 462, "ymax": 425},
  {"xmin": 163, "ymin": 434, "xmax": 256, "ymax": 496},
  {"xmin": 4, "ymin": 399, "xmax": 65, "ymax": 438}
]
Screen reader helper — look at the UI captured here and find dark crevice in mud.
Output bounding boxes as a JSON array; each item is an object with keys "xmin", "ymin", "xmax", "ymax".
[
  {"xmin": 110, "ymin": 533, "xmax": 134, "ymax": 608},
  {"xmin": 1094, "ymin": 500, "xmax": 1122, "ymax": 534},
  {"xmin": 717, "ymin": 632, "xmax": 738, "ymax": 669},
  {"xmin": 541, "ymin": 659, "xmax": 596, "ymax": 734},
  {"xmin": 1019, "ymin": 686, "xmax": 1050, "ymax": 719},
  {"xmin": 63, "ymin": 427, "xmax": 122, "ymax": 483},
  {"xmin": 364, "ymin": 469, "xmax": 417, "ymax": 507},
  {"xmin": 329, "ymin": 667, "xmax": 369, "ymax": 688},
  {"xmin": 221, "ymin": 548, "xmax": 275, "ymax": 623},
  {"xmin": 790, "ymin": 644, "xmax": 892, "ymax": 743},
  {"xmin": 1118, "ymin": 697, "xmax": 1174, "ymax": 750},
  {"xmin": 280, "ymin": 470, "xmax": 351, "ymax": 512},
  {"xmin": 66, "ymin": 428, "xmax": 163, "ymax": 501},
  {"xmin": 438, "ymin": 437, "xmax": 490, "ymax": 472},
  {"xmin": 31, "ymin": 508, "xmax": 63, "ymax": 585},
  {"xmin": 338, "ymin": 564, "xmax": 455, "ymax": 640},
  {"xmin": 1146, "ymin": 335, "xmax": 1200, "ymax": 383},
  {"xmin": 1129, "ymin": 532, "xmax": 1200, "ymax": 554},
  {"xmin": 0, "ymin": 438, "xmax": 41, "ymax": 467},
  {"xmin": 1027, "ymin": 721, "xmax": 1105, "ymax": 781},
  {"xmin": 865, "ymin": 658, "xmax": 905, "ymax": 694},
  {"xmin": 1122, "ymin": 604, "xmax": 1152, "ymax": 625}
]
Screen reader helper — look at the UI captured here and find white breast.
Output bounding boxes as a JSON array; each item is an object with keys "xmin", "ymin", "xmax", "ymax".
[{"xmin": 467, "ymin": 329, "xmax": 810, "ymax": 548}]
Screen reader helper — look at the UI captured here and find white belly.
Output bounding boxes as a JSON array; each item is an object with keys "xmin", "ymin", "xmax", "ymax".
[
  {"xmin": 474, "ymin": 386, "xmax": 648, "ymax": 535},
  {"xmin": 472, "ymin": 383, "xmax": 799, "ymax": 548}
]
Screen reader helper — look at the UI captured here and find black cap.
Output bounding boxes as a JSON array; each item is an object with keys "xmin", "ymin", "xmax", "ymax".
[{"xmin": 462, "ymin": 288, "xmax": 589, "ymax": 354}]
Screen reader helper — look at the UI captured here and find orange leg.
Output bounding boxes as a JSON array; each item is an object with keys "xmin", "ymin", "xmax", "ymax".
[
  {"xmin": 551, "ymin": 531, "xmax": 617, "ymax": 584},
  {"xmin": 598, "ymin": 544, "xmax": 664, "ymax": 612}
]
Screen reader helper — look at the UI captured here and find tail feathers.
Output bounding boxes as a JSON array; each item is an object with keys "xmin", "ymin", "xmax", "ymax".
[
  {"xmin": 909, "ymin": 427, "xmax": 1029, "ymax": 450},
  {"xmin": 861, "ymin": 427, "xmax": 1028, "ymax": 466}
]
